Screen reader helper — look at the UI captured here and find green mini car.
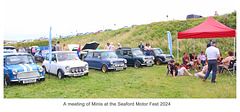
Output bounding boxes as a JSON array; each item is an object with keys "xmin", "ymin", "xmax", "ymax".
[{"xmin": 116, "ymin": 47, "xmax": 154, "ymax": 68}]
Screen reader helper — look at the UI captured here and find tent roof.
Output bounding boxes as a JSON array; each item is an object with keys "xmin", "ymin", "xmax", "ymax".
[{"xmin": 178, "ymin": 17, "xmax": 236, "ymax": 39}]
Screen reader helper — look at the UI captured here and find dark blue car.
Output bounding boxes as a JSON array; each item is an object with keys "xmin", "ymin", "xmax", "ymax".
[
  {"xmin": 34, "ymin": 50, "xmax": 49, "ymax": 62},
  {"xmin": 84, "ymin": 50, "xmax": 127, "ymax": 72},
  {"xmin": 3, "ymin": 53, "xmax": 45, "ymax": 86}
]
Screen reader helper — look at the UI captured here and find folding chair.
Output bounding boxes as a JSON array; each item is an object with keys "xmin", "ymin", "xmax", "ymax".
[{"xmin": 220, "ymin": 59, "xmax": 236, "ymax": 76}]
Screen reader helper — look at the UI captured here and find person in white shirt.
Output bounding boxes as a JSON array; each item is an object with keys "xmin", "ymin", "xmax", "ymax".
[
  {"xmin": 109, "ymin": 42, "xmax": 115, "ymax": 51},
  {"xmin": 203, "ymin": 40, "xmax": 220, "ymax": 83},
  {"xmin": 104, "ymin": 43, "xmax": 110, "ymax": 50},
  {"xmin": 144, "ymin": 42, "xmax": 151, "ymax": 55},
  {"xmin": 197, "ymin": 50, "xmax": 206, "ymax": 67},
  {"xmin": 116, "ymin": 43, "xmax": 122, "ymax": 50}
]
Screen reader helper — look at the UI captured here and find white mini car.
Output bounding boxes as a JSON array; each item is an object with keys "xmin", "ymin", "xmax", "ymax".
[{"xmin": 42, "ymin": 51, "xmax": 89, "ymax": 79}]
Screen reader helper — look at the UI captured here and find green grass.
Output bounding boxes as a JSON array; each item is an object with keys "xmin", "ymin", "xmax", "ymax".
[{"xmin": 4, "ymin": 64, "xmax": 236, "ymax": 98}]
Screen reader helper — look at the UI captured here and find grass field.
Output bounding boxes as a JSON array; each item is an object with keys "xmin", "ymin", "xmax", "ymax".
[{"xmin": 4, "ymin": 63, "xmax": 236, "ymax": 98}]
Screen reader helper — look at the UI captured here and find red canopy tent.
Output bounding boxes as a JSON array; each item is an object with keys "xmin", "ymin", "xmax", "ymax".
[{"xmin": 176, "ymin": 16, "xmax": 236, "ymax": 62}]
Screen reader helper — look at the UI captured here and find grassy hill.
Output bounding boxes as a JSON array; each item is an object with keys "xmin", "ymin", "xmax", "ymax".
[{"xmin": 9, "ymin": 11, "xmax": 236, "ymax": 58}]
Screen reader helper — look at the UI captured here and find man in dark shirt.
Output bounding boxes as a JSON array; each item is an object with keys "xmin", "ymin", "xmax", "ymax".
[
  {"xmin": 206, "ymin": 39, "xmax": 212, "ymax": 48},
  {"xmin": 138, "ymin": 41, "xmax": 144, "ymax": 52}
]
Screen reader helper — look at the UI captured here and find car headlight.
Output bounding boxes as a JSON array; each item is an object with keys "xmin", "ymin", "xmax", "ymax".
[
  {"xmin": 12, "ymin": 69, "xmax": 18, "ymax": 75},
  {"xmin": 65, "ymin": 66, "xmax": 70, "ymax": 70},
  {"xmin": 172, "ymin": 55, "xmax": 174, "ymax": 58},
  {"xmin": 38, "ymin": 67, "xmax": 43, "ymax": 72},
  {"xmin": 142, "ymin": 57, "xmax": 146, "ymax": 62},
  {"xmin": 124, "ymin": 59, "xmax": 127, "ymax": 63},
  {"xmin": 110, "ymin": 60, "xmax": 113, "ymax": 65},
  {"xmin": 152, "ymin": 56, "xmax": 155, "ymax": 60},
  {"xmin": 85, "ymin": 64, "xmax": 88, "ymax": 70}
]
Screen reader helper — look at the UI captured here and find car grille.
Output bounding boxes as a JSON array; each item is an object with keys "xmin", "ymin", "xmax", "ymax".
[
  {"xmin": 17, "ymin": 71, "xmax": 40, "ymax": 79},
  {"xmin": 70, "ymin": 67, "xmax": 85, "ymax": 73},
  {"xmin": 113, "ymin": 62, "xmax": 125, "ymax": 67},
  {"xmin": 166, "ymin": 56, "xmax": 173, "ymax": 60}
]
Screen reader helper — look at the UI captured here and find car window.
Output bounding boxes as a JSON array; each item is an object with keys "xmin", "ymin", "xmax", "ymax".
[
  {"xmin": 86, "ymin": 52, "xmax": 93, "ymax": 58},
  {"xmin": 57, "ymin": 53, "xmax": 78, "ymax": 61},
  {"xmin": 93, "ymin": 52, "xmax": 100, "ymax": 58},
  {"xmin": 6, "ymin": 55, "xmax": 34, "ymax": 65},
  {"xmin": 123, "ymin": 50, "xmax": 131, "ymax": 55},
  {"xmin": 46, "ymin": 54, "xmax": 56, "ymax": 61},
  {"xmin": 101, "ymin": 51, "xmax": 117, "ymax": 58}
]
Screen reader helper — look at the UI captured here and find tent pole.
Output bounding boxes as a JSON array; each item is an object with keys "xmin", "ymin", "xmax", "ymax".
[
  {"xmin": 234, "ymin": 37, "xmax": 235, "ymax": 57},
  {"xmin": 194, "ymin": 39, "xmax": 195, "ymax": 52},
  {"xmin": 177, "ymin": 39, "xmax": 179, "ymax": 62}
]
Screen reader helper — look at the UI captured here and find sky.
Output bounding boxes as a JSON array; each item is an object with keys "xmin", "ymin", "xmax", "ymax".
[{"xmin": 2, "ymin": 0, "xmax": 237, "ymax": 41}]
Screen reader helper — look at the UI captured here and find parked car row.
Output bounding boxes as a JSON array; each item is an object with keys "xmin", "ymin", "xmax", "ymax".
[{"xmin": 3, "ymin": 42, "xmax": 174, "ymax": 86}]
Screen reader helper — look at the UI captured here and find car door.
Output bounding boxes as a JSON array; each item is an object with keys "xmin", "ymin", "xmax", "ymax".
[
  {"xmin": 50, "ymin": 54, "xmax": 58, "ymax": 74},
  {"xmin": 84, "ymin": 52, "xmax": 93, "ymax": 68},
  {"xmin": 92, "ymin": 52, "xmax": 101, "ymax": 69},
  {"xmin": 123, "ymin": 50, "xmax": 133, "ymax": 66}
]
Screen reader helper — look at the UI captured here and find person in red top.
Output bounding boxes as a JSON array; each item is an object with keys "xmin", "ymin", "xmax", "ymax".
[{"xmin": 183, "ymin": 52, "xmax": 194, "ymax": 66}]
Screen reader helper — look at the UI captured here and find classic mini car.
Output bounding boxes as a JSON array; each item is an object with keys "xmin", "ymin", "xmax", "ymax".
[
  {"xmin": 42, "ymin": 51, "xmax": 89, "ymax": 79},
  {"xmin": 149, "ymin": 48, "xmax": 174, "ymax": 65},
  {"xmin": 3, "ymin": 53, "xmax": 45, "ymax": 86},
  {"xmin": 116, "ymin": 47, "xmax": 154, "ymax": 68},
  {"xmin": 79, "ymin": 42, "xmax": 100, "ymax": 60},
  {"xmin": 3, "ymin": 46, "xmax": 17, "ymax": 53},
  {"xmin": 84, "ymin": 50, "xmax": 127, "ymax": 72},
  {"xmin": 34, "ymin": 50, "xmax": 49, "ymax": 62}
]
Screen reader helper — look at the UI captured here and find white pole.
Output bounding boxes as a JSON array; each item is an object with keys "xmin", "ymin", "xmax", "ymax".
[
  {"xmin": 234, "ymin": 37, "xmax": 235, "ymax": 57},
  {"xmin": 177, "ymin": 39, "xmax": 179, "ymax": 62}
]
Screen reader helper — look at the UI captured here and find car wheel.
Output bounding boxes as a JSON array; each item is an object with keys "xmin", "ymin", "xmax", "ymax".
[
  {"xmin": 101, "ymin": 65, "xmax": 108, "ymax": 73},
  {"xmin": 84, "ymin": 73, "xmax": 88, "ymax": 76},
  {"xmin": 4, "ymin": 75, "xmax": 11, "ymax": 86},
  {"xmin": 57, "ymin": 70, "xmax": 64, "ymax": 79},
  {"xmin": 40, "ymin": 78, "xmax": 45, "ymax": 81},
  {"xmin": 156, "ymin": 59, "xmax": 162, "ymax": 65},
  {"xmin": 134, "ymin": 61, "xmax": 141, "ymax": 68}
]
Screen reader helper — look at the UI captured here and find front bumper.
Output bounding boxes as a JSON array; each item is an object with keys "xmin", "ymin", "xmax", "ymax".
[
  {"xmin": 141, "ymin": 60, "xmax": 154, "ymax": 66},
  {"xmin": 10, "ymin": 76, "xmax": 45, "ymax": 82},
  {"xmin": 65, "ymin": 71, "xmax": 89, "ymax": 77},
  {"xmin": 159, "ymin": 59, "xmax": 174, "ymax": 64},
  {"xmin": 108, "ymin": 65, "xmax": 127, "ymax": 71}
]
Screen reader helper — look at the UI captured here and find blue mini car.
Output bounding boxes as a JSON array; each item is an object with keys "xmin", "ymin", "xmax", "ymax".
[
  {"xmin": 84, "ymin": 50, "xmax": 127, "ymax": 72},
  {"xmin": 3, "ymin": 53, "xmax": 45, "ymax": 86}
]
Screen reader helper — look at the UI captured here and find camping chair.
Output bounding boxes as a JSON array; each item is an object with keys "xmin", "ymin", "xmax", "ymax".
[{"xmin": 220, "ymin": 59, "xmax": 236, "ymax": 76}]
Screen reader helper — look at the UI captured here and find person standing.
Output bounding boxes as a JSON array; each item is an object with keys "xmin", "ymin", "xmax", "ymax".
[
  {"xmin": 109, "ymin": 42, "xmax": 115, "ymax": 51},
  {"xmin": 55, "ymin": 41, "xmax": 60, "ymax": 51},
  {"xmin": 116, "ymin": 43, "xmax": 122, "ymax": 50},
  {"xmin": 52, "ymin": 44, "xmax": 56, "ymax": 51},
  {"xmin": 203, "ymin": 40, "xmax": 220, "ymax": 83},
  {"xmin": 138, "ymin": 41, "xmax": 144, "ymax": 52},
  {"xmin": 62, "ymin": 43, "xmax": 66, "ymax": 51},
  {"xmin": 206, "ymin": 39, "xmax": 212, "ymax": 48},
  {"xmin": 31, "ymin": 47, "xmax": 35, "ymax": 56},
  {"xmin": 104, "ymin": 43, "xmax": 110, "ymax": 50},
  {"xmin": 144, "ymin": 42, "xmax": 151, "ymax": 55}
]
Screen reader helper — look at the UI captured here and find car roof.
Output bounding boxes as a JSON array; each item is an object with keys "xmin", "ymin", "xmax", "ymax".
[
  {"xmin": 151, "ymin": 48, "xmax": 162, "ymax": 50},
  {"xmin": 118, "ymin": 47, "xmax": 140, "ymax": 50},
  {"xmin": 88, "ymin": 50, "xmax": 113, "ymax": 52},
  {"xmin": 4, "ymin": 46, "xmax": 16, "ymax": 49},
  {"xmin": 3, "ymin": 53, "xmax": 31, "ymax": 56},
  {"xmin": 50, "ymin": 51, "xmax": 77, "ymax": 54}
]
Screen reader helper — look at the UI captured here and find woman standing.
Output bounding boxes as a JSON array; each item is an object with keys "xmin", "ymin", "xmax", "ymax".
[
  {"xmin": 62, "ymin": 43, "xmax": 66, "ymax": 51},
  {"xmin": 144, "ymin": 42, "xmax": 151, "ymax": 55}
]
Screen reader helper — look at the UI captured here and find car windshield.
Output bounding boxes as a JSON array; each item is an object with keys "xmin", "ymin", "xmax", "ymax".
[
  {"xmin": 57, "ymin": 53, "xmax": 79, "ymax": 61},
  {"xmin": 132, "ymin": 49, "xmax": 144, "ymax": 56},
  {"xmin": 101, "ymin": 51, "xmax": 117, "ymax": 58},
  {"xmin": 6, "ymin": 55, "xmax": 34, "ymax": 65},
  {"xmin": 153, "ymin": 49, "xmax": 164, "ymax": 54}
]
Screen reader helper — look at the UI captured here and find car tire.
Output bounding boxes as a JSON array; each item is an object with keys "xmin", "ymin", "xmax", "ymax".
[
  {"xmin": 134, "ymin": 61, "xmax": 141, "ymax": 68},
  {"xmin": 4, "ymin": 74, "xmax": 11, "ymax": 86},
  {"xmin": 156, "ymin": 59, "xmax": 162, "ymax": 65},
  {"xmin": 40, "ymin": 78, "xmax": 45, "ymax": 81},
  {"xmin": 101, "ymin": 65, "xmax": 108, "ymax": 73},
  {"xmin": 57, "ymin": 70, "xmax": 64, "ymax": 79},
  {"xmin": 84, "ymin": 73, "xmax": 88, "ymax": 76}
]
